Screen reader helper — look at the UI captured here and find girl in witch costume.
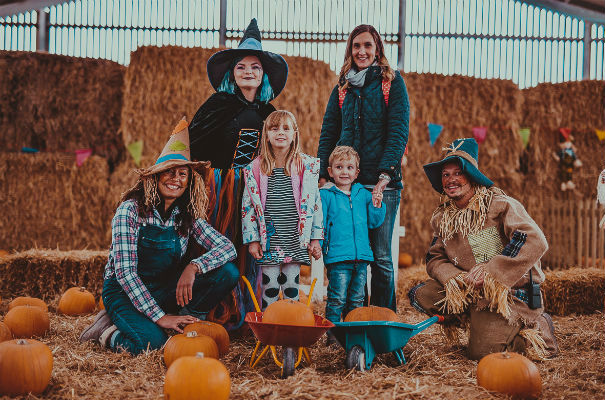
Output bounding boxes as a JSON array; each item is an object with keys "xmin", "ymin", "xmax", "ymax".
[
  {"xmin": 188, "ymin": 19, "xmax": 288, "ymax": 329},
  {"xmin": 79, "ymin": 119, "xmax": 239, "ymax": 355}
]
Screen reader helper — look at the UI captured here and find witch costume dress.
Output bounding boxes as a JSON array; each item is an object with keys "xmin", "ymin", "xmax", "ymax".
[{"xmin": 188, "ymin": 19, "xmax": 288, "ymax": 330}]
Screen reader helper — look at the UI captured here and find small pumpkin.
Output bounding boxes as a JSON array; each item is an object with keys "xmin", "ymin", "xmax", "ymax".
[
  {"xmin": 0, "ymin": 339, "xmax": 53, "ymax": 395},
  {"xmin": 0, "ymin": 250, "xmax": 9, "ymax": 258},
  {"xmin": 183, "ymin": 321, "xmax": 229, "ymax": 356},
  {"xmin": 98, "ymin": 296, "xmax": 104, "ymax": 310},
  {"xmin": 4, "ymin": 305, "xmax": 50, "ymax": 338},
  {"xmin": 398, "ymin": 252, "xmax": 413, "ymax": 269},
  {"xmin": 0, "ymin": 321, "xmax": 11, "ymax": 342},
  {"xmin": 164, "ymin": 352, "xmax": 230, "ymax": 400},
  {"xmin": 263, "ymin": 299, "xmax": 315, "ymax": 326},
  {"xmin": 477, "ymin": 351, "xmax": 542, "ymax": 399},
  {"xmin": 344, "ymin": 306, "xmax": 398, "ymax": 322},
  {"xmin": 8, "ymin": 297, "xmax": 48, "ymax": 312},
  {"xmin": 57, "ymin": 287, "xmax": 96, "ymax": 316},
  {"xmin": 163, "ymin": 331, "xmax": 219, "ymax": 367}
]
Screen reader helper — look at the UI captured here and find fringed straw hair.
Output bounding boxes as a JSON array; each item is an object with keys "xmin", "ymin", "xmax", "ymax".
[
  {"xmin": 259, "ymin": 110, "xmax": 303, "ymax": 177},
  {"xmin": 120, "ymin": 166, "xmax": 209, "ymax": 236},
  {"xmin": 338, "ymin": 24, "xmax": 395, "ymax": 90}
]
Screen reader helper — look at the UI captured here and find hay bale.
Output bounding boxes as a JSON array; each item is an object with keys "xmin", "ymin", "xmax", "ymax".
[
  {"xmin": 0, "ymin": 153, "xmax": 112, "ymax": 251},
  {"xmin": 119, "ymin": 46, "xmax": 336, "ymax": 162},
  {"xmin": 543, "ymin": 267, "xmax": 605, "ymax": 316},
  {"xmin": 400, "ymin": 73, "xmax": 524, "ymax": 261},
  {"xmin": 0, "ymin": 51, "xmax": 126, "ymax": 166},
  {"xmin": 0, "ymin": 249, "xmax": 108, "ymax": 301}
]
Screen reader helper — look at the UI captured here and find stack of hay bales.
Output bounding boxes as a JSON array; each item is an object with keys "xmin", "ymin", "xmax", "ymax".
[
  {"xmin": 0, "ymin": 51, "xmax": 125, "ymax": 251},
  {"xmin": 400, "ymin": 73, "xmax": 524, "ymax": 260}
]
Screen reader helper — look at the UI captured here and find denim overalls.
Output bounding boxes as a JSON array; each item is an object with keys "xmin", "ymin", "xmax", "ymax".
[{"xmin": 102, "ymin": 224, "xmax": 238, "ymax": 354}]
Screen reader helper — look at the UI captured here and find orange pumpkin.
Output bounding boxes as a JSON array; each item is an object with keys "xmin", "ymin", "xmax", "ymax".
[
  {"xmin": 477, "ymin": 351, "xmax": 542, "ymax": 399},
  {"xmin": 164, "ymin": 352, "xmax": 230, "ymax": 400},
  {"xmin": 57, "ymin": 287, "xmax": 96, "ymax": 315},
  {"xmin": 4, "ymin": 305, "xmax": 50, "ymax": 338},
  {"xmin": 398, "ymin": 252, "xmax": 413, "ymax": 268},
  {"xmin": 8, "ymin": 297, "xmax": 48, "ymax": 312},
  {"xmin": 0, "ymin": 339, "xmax": 53, "ymax": 396},
  {"xmin": 344, "ymin": 306, "xmax": 399, "ymax": 322},
  {"xmin": 163, "ymin": 331, "xmax": 219, "ymax": 367},
  {"xmin": 263, "ymin": 299, "xmax": 315, "ymax": 326},
  {"xmin": 0, "ymin": 322, "xmax": 11, "ymax": 342},
  {"xmin": 0, "ymin": 250, "xmax": 9, "ymax": 258},
  {"xmin": 98, "ymin": 296, "xmax": 104, "ymax": 310},
  {"xmin": 183, "ymin": 322, "xmax": 229, "ymax": 356}
]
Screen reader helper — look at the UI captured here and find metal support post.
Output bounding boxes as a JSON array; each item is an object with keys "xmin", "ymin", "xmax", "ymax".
[
  {"xmin": 36, "ymin": 8, "xmax": 50, "ymax": 52},
  {"xmin": 219, "ymin": 0, "xmax": 227, "ymax": 47},
  {"xmin": 583, "ymin": 21, "xmax": 592, "ymax": 80},
  {"xmin": 397, "ymin": 0, "xmax": 407, "ymax": 71}
]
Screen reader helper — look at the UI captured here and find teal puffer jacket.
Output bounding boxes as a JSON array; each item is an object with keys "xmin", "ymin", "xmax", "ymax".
[
  {"xmin": 318, "ymin": 67, "xmax": 410, "ymax": 189},
  {"xmin": 320, "ymin": 183, "xmax": 386, "ymax": 265}
]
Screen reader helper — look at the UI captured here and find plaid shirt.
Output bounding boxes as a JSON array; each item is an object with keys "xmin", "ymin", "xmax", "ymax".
[{"xmin": 104, "ymin": 199, "xmax": 237, "ymax": 322}]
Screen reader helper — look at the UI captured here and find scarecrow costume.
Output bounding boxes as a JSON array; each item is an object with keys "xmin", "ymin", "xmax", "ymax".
[
  {"xmin": 187, "ymin": 19, "xmax": 288, "ymax": 330},
  {"xmin": 408, "ymin": 138, "xmax": 558, "ymax": 360}
]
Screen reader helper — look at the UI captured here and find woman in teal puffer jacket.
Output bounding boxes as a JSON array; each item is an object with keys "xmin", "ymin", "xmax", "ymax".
[{"xmin": 317, "ymin": 24, "xmax": 410, "ymax": 312}]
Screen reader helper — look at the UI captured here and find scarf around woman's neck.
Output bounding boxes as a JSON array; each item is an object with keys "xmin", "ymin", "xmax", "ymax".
[
  {"xmin": 435, "ymin": 185, "xmax": 503, "ymax": 243},
  {"xmin": 346, "ymin": 61, "xmax": 378, "ymax": 87}
]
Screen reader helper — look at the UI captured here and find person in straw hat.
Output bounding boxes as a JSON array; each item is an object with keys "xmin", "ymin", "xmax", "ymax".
[
  {"xmin": 187, "ymin": 18, "xmax": 288, "ymax": 330},
  {"xmin": 79, "ymin": 119, "xmax": 239, "ymax": 355},
  {"xmin": 408, "ymin": 138, "xmax": 558, "ymax": 360}
]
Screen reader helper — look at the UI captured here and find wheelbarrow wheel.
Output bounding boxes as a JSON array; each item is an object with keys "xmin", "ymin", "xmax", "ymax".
[
  {"xmin": 281, "ymin": 347, "xmax": 296, "ymax": 378},
  {"xmin": 345, "ymin": 345, "xmax": 366, "ymax": 371}
]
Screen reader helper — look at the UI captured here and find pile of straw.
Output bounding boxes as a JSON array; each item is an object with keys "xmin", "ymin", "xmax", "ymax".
[
  {"xmin": 0, "ymin": 51, "xmax": 125, "ymax": 166},
  {"xmin": 0, "ymin": 153, "xmax": 112, "ymax": 251},
  {"xmin": 0, "ymin": 249, "xmax": 107, "ymax": 301},
  {"xmin": 542, "ymin": 267, "xmax": 605, "ymax": 316}
]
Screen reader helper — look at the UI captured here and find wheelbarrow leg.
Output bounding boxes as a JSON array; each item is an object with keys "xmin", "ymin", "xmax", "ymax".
[
  {"xmin": 392, "ymin": 348, "xmax": 406, "ymax": 365},
  {"xmin": 251, "ymin": 344, "xmax": 271, "ymax": 368}
]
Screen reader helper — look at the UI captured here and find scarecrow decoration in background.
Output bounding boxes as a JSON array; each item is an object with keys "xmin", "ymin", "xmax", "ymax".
[
  {"xmin": 597, "ymin": 169, "xmax": 605, "ymax": 229},
  {"xmin": 552, "ymin": 129, "xmax": 582, "ymax": 191}
]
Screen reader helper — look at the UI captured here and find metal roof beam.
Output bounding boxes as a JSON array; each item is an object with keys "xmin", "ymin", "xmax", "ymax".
[
  {"xmin": 0, "ymin": 0, "xmax": 64, "ymax": 18},
  {"xmin": 522, "ymin": 0, "xmax": 605, "ymax": 24}
]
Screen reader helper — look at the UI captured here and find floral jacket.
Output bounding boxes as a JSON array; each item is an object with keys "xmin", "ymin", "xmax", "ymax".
[{"xmin": 242, "ymin": 153, "xmax": 324, "ymax": 252}]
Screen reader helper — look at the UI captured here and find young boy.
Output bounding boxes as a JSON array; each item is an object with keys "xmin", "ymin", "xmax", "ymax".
[{"xmin": 320, "ymin": 146, "xmax": 386, "ymax": 331}]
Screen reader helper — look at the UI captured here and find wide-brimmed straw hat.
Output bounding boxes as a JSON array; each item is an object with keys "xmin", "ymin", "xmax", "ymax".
[
  {"xmin": 206, "ymin": 18, "xmax": 288, "ymax": 98},
  {"xmin": 423, "ymin": 138, "xmax": 494, "ymax": 193},
  {"xmin": 137, "ymin": 118, "xmax": 209, "ymax": 177}
]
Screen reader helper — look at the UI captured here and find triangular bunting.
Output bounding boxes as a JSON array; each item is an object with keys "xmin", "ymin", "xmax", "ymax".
[
  {"xmin": 596, "ymin": 129, "xmax": 605, "ymax": 141},
  {"xmin": 75, "ymin": 148, "xmax": 93, "ymax": 167},
  {"xmin": 519, "ymin": 128, "xmax": 531, "ymax": 149},
  {"xmin": 428, "ymin": 123, "xmax": 443, "ymax": 147},
  {"xmin": 472, "ymin": 126, "xmax": 487, "ymax": 144},
  {"xmin": 559, "ymin": 127, "xmax": 571, "ymax": 141},
  {"xmin": 127, "ymin": 140, "xmax": 143, "ymax": 167}
]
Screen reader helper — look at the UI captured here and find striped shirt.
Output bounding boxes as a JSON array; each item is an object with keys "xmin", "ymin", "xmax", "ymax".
[{"xmin": 104, "ymin": 199, "xmax": 237, "ymax": 322}]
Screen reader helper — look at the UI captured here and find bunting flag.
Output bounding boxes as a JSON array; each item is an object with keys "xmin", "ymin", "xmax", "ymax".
[
  {"xmin": 472, "ymin": 126, "xmax": 488, "ymax": 144},
  {"xmin": 596, "ymin": 129, "xmax": 605, "ymax": 141},
  {"xmin": 428, "ymin": 123, "xmax": 443, "ymax": 147},
  {"xmin": 75, "ymin": 148, "xmax": 93, "ymax": 166},
  {"xmin": 127, "ymin": 140, "xmax": 143, "ymax": 166},
  {"xmin": 559, "ymin": 127, "xmax": 571, "ymax": 141},
  {"xmin": 519, "ymin": 128, "xmax": 531, "ymax": 149}
]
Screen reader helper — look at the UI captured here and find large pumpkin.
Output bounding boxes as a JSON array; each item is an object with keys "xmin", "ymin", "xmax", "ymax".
[
  {"xmin": 183, "ymin": 322, "xmax": 229, "ymax": 356},
  {"xmin": 477, "ymin": 351, "xmax": 542, "ymax": 399},
  {"xmin": 0, "ymin": 339, "xmax": 53, "ymax": 395},
  {"xmin": 344, "ymin": 306, "xmax": 399, "ymax": 322},
  {"xmin": 163, "ymin": 331, "xmax": 219, "ymax": 367},
  {"xmin": 57, "ymin": 287, "xmax": 96, "ymax": 316},
  {"xmin": 0, "ymin": 322, "xmax": 11, "ymax": 342},
  {"xmin": 4, "ymin": 305, "xmax": 50, "ymax": 338},
  {"xmin": 398, "ymin": 252, "xmax": 413, "ymax": 269},
  {"xmin": 8, "ymin": 297, "xmax": 48, "ymax": 312},
  {"xmin": 263, "ymin": 299, "xmax": 315, "ymax": 326},
  {"xmin": 164, "ymin": 352, "xmax": 230, "ymax": 400}
]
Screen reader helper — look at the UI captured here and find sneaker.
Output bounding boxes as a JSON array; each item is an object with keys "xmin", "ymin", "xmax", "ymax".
[{"xmin": 79, "ymin": 310, "xmax": 114, "ymax": 344}]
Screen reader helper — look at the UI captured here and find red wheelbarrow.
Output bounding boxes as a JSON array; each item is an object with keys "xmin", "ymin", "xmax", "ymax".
[{"xmin": 241, "ymin": 276, "xmax": 334, "ymax": 378}]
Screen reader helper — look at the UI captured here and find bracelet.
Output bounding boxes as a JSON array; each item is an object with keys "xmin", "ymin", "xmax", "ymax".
[{"xmin": 378, "ymin": 173, "xmax": 391, "ymax": 182}]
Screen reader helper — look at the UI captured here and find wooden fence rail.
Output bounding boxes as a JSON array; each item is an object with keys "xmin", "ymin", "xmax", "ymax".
[{"xmin": 542, "ymin": 199, "xmax": 604, "ymax": 269}]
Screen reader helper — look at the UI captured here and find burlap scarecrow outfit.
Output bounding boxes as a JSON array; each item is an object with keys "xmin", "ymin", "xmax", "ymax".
[{"xmin": 409, "ymin": 138, "xmax": 558, "ymax": 360}]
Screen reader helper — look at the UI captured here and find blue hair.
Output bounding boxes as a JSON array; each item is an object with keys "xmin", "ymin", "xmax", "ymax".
[{"xmin": 216, "ymin": 69, "xmax": 274, "ymax": 103}]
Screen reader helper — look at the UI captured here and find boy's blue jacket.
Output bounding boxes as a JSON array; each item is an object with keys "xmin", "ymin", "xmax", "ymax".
[{"xmin": 320, "ymin": 182, "xmax": 386, "ymax": 264}]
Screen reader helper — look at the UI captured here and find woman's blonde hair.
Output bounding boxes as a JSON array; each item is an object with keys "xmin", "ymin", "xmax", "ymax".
[
  {"xmin": 338, "ymin": 24, "xmax": 395, "ymax": 90},
  {"xmin": 259, "ymin": 110, "xmax": 302, "ymax": 176}
]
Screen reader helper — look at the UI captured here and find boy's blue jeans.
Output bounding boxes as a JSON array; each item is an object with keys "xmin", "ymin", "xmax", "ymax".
[{"xmin": 325, "ymin": 262, "xmax": 368, "ymax": 323}]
